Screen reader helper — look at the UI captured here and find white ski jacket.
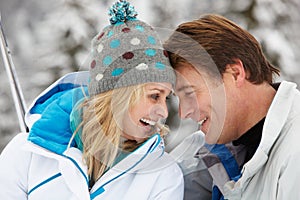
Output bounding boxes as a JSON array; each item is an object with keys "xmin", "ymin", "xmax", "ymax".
[
  {"xmin": 223, "ymin": 81, "xmax": 300, "ymax": 199},
  {"xmin": 0, "ymin": 72, "xmax": 184, "ymax": 200}
]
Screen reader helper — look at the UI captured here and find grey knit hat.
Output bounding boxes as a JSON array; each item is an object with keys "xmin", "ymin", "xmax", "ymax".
[{"xmin": 88, "ymin": 0, "xmax": 176, "ymax": 96}]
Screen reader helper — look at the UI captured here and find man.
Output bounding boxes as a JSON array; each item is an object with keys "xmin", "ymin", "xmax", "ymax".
[{"xmin": 164, "ymin": 14, "xmax": 300, "ymax": 199}]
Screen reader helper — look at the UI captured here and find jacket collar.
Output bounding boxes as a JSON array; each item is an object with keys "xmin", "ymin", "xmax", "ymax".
[
  {"xmin": 25, "ymin": 72, "xmax": 89, "ymax": 155},
  {"xmin": 24, "ymin": 133, "xmax": 166, "ymax": 199},
  {"xmin": 223, "ymin": 81, "xmax": 297, "ymax": 197},
  {"xmin": 25, "ymin": 71, "xmax": 90, "ymax": 129},
  {"xmin": 90, "ymin": 134, "xmax": 165, "ymax": 195}
]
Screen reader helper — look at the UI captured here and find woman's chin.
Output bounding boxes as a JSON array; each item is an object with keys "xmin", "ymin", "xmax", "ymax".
[{"xmin": 122, "ymin": 129, "xmax": 154, "ymax": 143}]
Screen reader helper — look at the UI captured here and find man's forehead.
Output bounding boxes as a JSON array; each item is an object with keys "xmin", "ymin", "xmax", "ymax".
[
  {"xmin": 174, "ymin": 66, "xmax": 221, "ymax": 93},
  {"xmin": 175, "ymin": 66, "xmax": 201, "ymax": 89}
]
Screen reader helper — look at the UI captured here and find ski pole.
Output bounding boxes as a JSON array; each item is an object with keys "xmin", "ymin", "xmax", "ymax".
[{"xmin": 0, "ymin": 13, "xmax": 28, "ymax": 132}]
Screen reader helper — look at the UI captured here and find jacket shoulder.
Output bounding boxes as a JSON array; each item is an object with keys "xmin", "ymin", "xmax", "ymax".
[
  {"xmin": 1, "ymin": 132, "xmax": 30, "ymax": 154},
  {"xmin": 0, "ymin": 133, "xmax": 32, "ymax": 199}
]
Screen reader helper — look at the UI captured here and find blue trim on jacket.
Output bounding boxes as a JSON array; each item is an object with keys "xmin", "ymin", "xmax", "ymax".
[
  {"xmin": 28, "ymin": 173, "xmax": 62, "ymax": 195},
  {"xmin": 90, "ymin": 134, "xmax": 161, "ymax": 199},
  {"xmin": 205, "ymin": 144, "xmax": 241, "ymax": 200},
  {"xmin": 27, "ymin": 134, "xmax": 162, "ymax": 198}
]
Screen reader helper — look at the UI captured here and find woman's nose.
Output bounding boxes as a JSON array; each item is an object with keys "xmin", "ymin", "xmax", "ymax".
[{"xmin": 152, "ymin": 102, "xmax": 169, "ymax": 120}]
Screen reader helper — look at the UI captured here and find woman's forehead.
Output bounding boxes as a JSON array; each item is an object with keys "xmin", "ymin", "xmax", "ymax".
[{"xmin": 145, "ymin": 82, "xmax": 173, "ymax": 91}]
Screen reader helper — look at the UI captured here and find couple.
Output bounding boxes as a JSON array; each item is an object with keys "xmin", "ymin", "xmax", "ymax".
[{"xmin": 1, "ymin": 1, "xmax": 300, "ymax": 200}]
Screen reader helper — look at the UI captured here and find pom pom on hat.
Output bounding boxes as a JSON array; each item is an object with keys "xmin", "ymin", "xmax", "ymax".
[
  {"xmin": 88, "ymin": 0, "xmax": 175, "ymax": 96},
  {"xmin": 108, "ymin": 0, "xmax": 138, "ymax": 25}
]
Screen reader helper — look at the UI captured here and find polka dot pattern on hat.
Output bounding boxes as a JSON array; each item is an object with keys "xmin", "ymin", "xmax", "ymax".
[
  {"xmin": 122, "ymin": 27, "xmax": 131, "ymax": 33},
  {"xmin": 97, "ymin": 32, "xmax": 104, "ymax": 40},
  {"xmin": 130, "ymin": 38, "xmax": 140, "ymax": 45},
  {"xmin": 136, "ymin": 63, "xmax": 148, "ymax": 70},
  {"xmin": 88, "ymin": 1, "xmax": 176, "ymax": 96},
  {"xmin": 110, "ymin": 39, "xmax": 121, "ymax": 48},
  {"xmin": 103, "ymin": 56, "xmax": 113, "ymax": 66},
  {"xmin": 145, "ymin": 49, "xmax": 156, "ymax": 57},
  {"xmin": 97, "ymin": 44, "xmax": 104, "ymax": 53},
  {"xmin": 111, "ymin": 68, "xmax": 124, "ymax": 76},
  {"xmin": 122, "ymin": 52, "xmax": 134, "ymax": 60},
  {"xmin": 90, "ymin": 60, "xmax": 96, "ymax": 69},
  {"xmin": 135, "ymin": 25, "xmax": 144, "ymax": 32},
  {"xmin": 107, "ymin": 30, "xmax": 114, "ymax": 38},
  {"xmin": 95, "ymin": 73, "xmax": 104, "ymax": 81},
  {"xmin": 155, "ymin": 62, "xmax": 166, "ymax": 70},
  {"xmin": 147, "ymin": 36, "xmax": 156, "ymax": 45}
]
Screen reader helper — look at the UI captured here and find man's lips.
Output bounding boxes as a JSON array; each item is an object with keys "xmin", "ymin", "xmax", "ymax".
[{"xmin": 198, "ymin": 117, "xmax": 207, "ymax": 127}]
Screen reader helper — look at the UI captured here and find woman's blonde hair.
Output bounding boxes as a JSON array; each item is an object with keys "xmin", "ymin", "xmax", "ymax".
[{"xmin": 70, "ymin": 83, "xmax": 169, "ymax": 183}]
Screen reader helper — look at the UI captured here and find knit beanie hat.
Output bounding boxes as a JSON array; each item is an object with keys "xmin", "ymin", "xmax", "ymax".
[{"xmin": 88, "ymin": 0, "xmax": 176, "ymax": 96}]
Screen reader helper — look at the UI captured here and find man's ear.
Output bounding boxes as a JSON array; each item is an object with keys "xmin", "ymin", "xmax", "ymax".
[{"xmin": 225, "ymin": 59, "xmax": 246, "ymax": 87}]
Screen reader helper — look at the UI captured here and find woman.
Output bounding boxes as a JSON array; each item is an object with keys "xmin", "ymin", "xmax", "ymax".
[{"xmin": 0, "ymin": 1, "xmax": 184, "ymax": 199}]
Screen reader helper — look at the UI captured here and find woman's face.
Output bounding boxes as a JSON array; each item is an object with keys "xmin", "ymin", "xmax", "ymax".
[{"xmin": 122, "ymin": 82, "xmax": 172, "ymax": 142}]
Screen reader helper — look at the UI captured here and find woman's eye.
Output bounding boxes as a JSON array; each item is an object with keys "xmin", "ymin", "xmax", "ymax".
[{"xmin": 151, "ymin": 94, "xmax": 160, "ymax": 100}]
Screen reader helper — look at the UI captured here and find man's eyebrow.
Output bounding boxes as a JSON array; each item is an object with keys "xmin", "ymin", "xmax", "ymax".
[{"xmin": 176, "ymin": 85, "xmax": 194, "ymax": 93}]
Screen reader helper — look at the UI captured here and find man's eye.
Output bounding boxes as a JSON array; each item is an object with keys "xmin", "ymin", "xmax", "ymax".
[{"xmin": 185, "ymin": 91, "xmax": 194, "ymax": 96}]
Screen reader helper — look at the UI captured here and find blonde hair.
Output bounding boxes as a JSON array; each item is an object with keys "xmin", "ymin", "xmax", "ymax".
[{"xmin": 70, "ymin": 84, "xmax": 169, "ymax": 183}]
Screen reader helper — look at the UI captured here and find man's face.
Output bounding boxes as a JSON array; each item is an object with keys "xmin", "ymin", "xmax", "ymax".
[{"xmin": 175, "ymin": 63, "xmax": 235, "ymax": 144}]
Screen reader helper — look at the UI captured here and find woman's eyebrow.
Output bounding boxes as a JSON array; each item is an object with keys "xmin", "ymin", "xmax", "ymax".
[{"xmin": 150, "ymin": 88, "xmax": 172, "ymax": 96}]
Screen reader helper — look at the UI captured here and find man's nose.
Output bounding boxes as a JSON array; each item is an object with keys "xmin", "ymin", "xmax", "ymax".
[{"xmin": 178, "ymin": 102, "xmax": 193, "ymax": 119}]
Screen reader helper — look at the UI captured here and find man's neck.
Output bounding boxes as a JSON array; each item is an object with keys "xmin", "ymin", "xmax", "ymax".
[{"xmin": 238, "ymin": 82, "xmax": 276, "ymax": 137}]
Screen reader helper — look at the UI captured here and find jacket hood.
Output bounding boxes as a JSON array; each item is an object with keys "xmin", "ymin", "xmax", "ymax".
[{"xmin": 25, "ymin": 71, "xmax": 90, "ymax": 155}]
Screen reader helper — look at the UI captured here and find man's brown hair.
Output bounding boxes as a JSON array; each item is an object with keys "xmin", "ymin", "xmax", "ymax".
[{"xmin": 164, "ymin": 14, "xmax": 280, "ymax": 84}]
